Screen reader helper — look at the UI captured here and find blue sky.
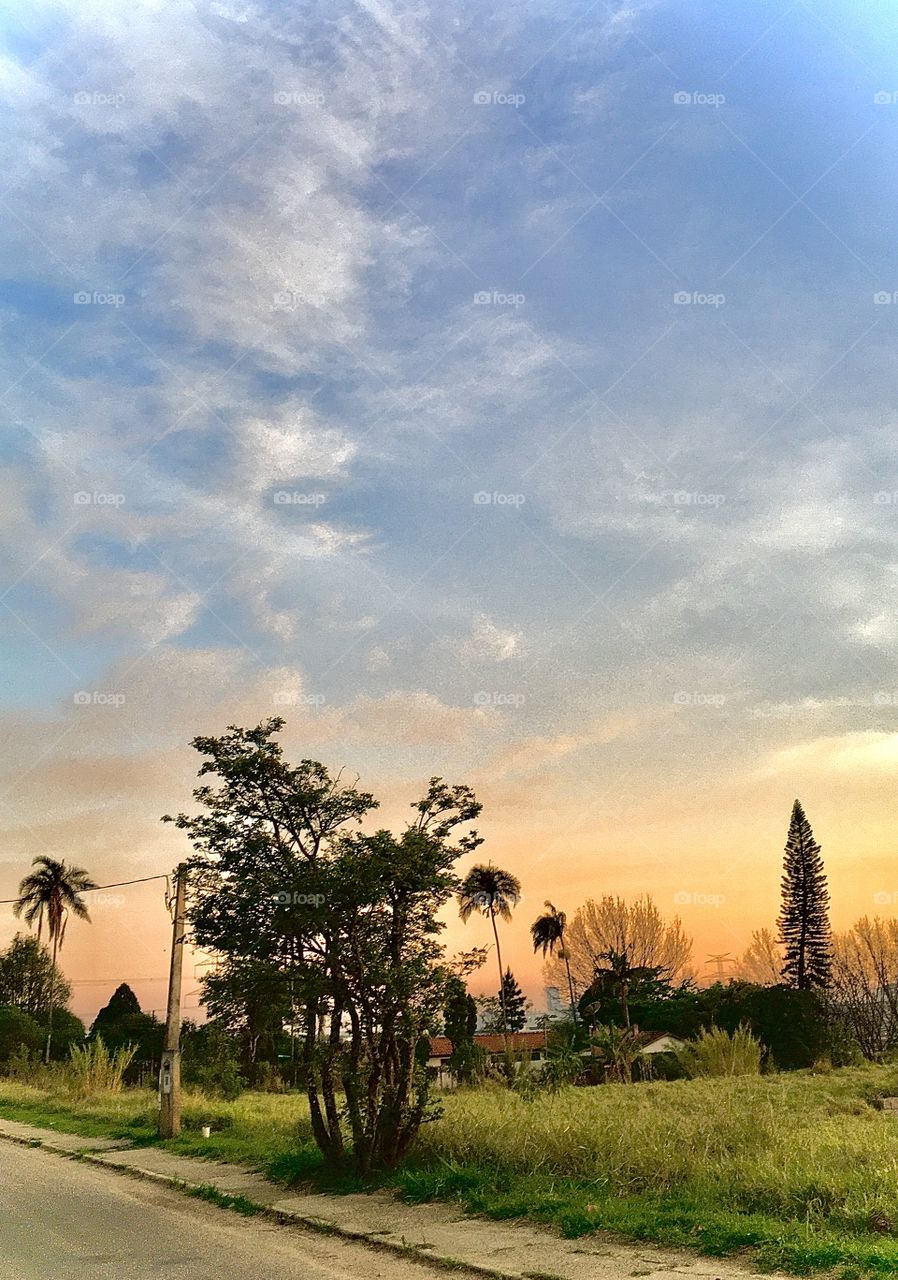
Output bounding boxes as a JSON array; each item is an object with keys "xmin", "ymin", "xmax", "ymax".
[{"xmin": 3, "ymin": 0, "xmax": 898, "ymax": 1013}]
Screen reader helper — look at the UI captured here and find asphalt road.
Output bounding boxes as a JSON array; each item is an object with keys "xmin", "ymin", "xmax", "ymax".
[{"xmin": 0, "ymin": 1139, "xmax": 466, "ymax": 1280}]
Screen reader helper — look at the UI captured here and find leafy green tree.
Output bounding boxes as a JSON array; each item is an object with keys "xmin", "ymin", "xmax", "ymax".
[
  {"xmin": 531, "ymin": 902, "xmax": 577, "ymax": 1023},
  {"xmin": 14, "ymin": 856, "xmax": 96, "ymax": 1062},
  {"xmin": 168, "ymin": 719, "xmax": 482, "ymax": 1174},
  {"xmin": 498, "ymin": 969, "xmax": 527, "ymax": 1032},
  {"xmin": 778, "ymin": 800, "xmax": 832, "ymax": 989},
  {"xmin": 0, "ymin": 934, "xmax": 70, "ymax": 1018},
  {"xmin": 0, "ymin": 1006, "xmax": 42, "ymax": 1064},
  {"xmin": 458, "ymin": 864, "xmax": 521, "ymax": 1035},
  {"xmin": 41, "ymin": 1008, "xmax": 85, "ymax": 1060},
  {"xmin": 443, "ymin": 974, "xmax": 480, "ymax": 1083},
  {"xmin": 581, "ymin": 949, "xmax": 666, "ymax": 1028},
  {"xmin": 199, "ymin": 959, "xmax": 293, "ymax": 1082},
  {"xmin": 90, "ymin": 984, "xmax": 163, "ymax": 1065}
]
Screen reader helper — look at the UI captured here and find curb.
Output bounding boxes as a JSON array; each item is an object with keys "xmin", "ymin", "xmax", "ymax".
[{"xmin": 0, "ymin": 1126, "xmax": 517, "ymax": 1280}]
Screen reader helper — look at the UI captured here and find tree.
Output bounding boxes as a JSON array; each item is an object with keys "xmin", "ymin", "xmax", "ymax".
[
  {"xmin": 531, "ymin": 902, "xmax": 577, "ymax": 1024},
  {"xmin": 547, "ymin": 895, "xmax": 692, "ymax": 997},
  {"xmin": 582, "ymin": 948, "xmax": 666, "ymax": 1028},
  {"xmin": 200, "ymin": 959, "xmax": 294, "ymax": 1081},
  {"xmin": 443, "ymin": 973, "xmax": 481, "ymax": 1083},
  {"xmin": 0, "ymin": 1006, "xmax": 42, "ymax": 1064},
  {"xmin": 777, "ymin": 800, "xmax": 832, "ymax": 990},
  {"xmin": 168, "ymin": 719, "xmax": 482, "ymax": 1174},
  {"xmin": 497, "ymin": 969, "xmax": 527, "ymax": 1032},
  {"xmin": 740, "ymin": 928, "xmax": 783, "ymax": 985},
  {"xmin": 14, "ymin": 856, "xmax": 96, "ymax": 1062},
  {"xmin": 0, "ymin": 934, "xmax": 71, "ymax": 1018},
  {"xmin": 90, "ymin": 984, "xmax": 163, "ymax": 1067},
  {"xmin": 830, "ymin": 916, "xmax": 898, "ymax": 1059},
  {"xmin": 458, "ymin": 864, "xmax": 521, "ymax": 1035}
]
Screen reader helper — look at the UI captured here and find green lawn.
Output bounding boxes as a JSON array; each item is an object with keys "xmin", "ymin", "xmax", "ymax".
[{"xmin": 4, "ymin": 1067, "xmax": 898, "ymax": 1275}]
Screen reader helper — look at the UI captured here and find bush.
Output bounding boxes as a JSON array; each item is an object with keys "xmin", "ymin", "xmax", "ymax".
[
  {"xmin": 677, "ymin": 1024, "xmax": 762, "ymax": 1077},
  {"xmin": 63, "ymin": 1038, "xmax": 137, "ymax": 1098},
  {"xmin": 0, "ymin": 1006, "xmax": 43, "ymax": 1065},
  {"xmin": 188, "ymin": 1059, "xmax": 245, "ymax": 1101}
]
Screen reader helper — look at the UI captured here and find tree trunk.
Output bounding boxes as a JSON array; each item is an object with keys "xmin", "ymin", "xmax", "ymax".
[
  {"xmin": 563, "ymin": 951, "xmax": 577, "ymax": 1025},
  {"xmin": 43, "ymin": 932, "xmax": 58, "ymax": 1065},
  {"xmin": 491, "ymin": 909, "xmax": 508, "ymax": 1042}
]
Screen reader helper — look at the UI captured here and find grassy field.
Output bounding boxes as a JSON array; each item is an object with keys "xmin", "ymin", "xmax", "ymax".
[{"xmin": 4, "ymin": 1067, "xmax": 898, "ymax": 1274}]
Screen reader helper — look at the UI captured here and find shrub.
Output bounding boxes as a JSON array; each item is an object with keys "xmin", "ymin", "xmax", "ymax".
[
  {"xmin": 63, "ymin": 1037, "xmax": 137, "ymax": 1098},
  {"xmin": 189, "ymin": 1059, "xmax": 245, "ymax": 1101},
  {"xmin": 677, "ymin": 1024, "xmax": 762, "ymax": 1077}
]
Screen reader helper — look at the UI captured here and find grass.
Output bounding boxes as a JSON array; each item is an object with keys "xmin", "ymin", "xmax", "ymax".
[{"xmin": 4, "ymin": 1067, "xmax": 898, "ymax": 1274}]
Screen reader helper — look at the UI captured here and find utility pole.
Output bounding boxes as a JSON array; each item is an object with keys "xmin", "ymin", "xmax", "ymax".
[{"xmin": 159, "ymin": 864, "xmax": 187, "ymax": 1139}]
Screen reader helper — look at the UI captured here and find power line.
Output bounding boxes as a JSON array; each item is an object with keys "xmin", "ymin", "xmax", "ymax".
[{"xmin": 0, "ymin": 874, "xmax": 168, "ymax": 906}]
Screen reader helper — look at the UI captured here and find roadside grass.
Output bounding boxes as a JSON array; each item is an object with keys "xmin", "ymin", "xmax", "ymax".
[{"xmin": 5, "ymin": 1067, "xmax": 898, "ymax": 1273}]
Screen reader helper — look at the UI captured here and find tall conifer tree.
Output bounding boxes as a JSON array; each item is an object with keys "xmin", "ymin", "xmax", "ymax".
[{"xmin": 778, "ymin": 799, "xmax": 831, "ymax": 989}]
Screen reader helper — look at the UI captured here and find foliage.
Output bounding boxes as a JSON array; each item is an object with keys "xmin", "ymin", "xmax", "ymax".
[
  {"xmin": 778, "ymin": 799, "xmax": 832, "ymax": 990},
  {"xmin": 64, "ymin": 1037, "xmax": 137, "ymax": 1098},
  {"xmin": 531, "ymin": 901, "xmax": 577, "ymax": 1023},
  {"xmin": 830, "ymin": 916, "xmax": 898, "ymax": 1059},
  {"xmin": 497, "ymin": 969, "xmax": 527, "ymax": 1033},
  {"xmin": 41, "ymin": 1009, "xmax": 86, "ymax": 1061},
  {"xmin": 549, "ymin": 895, "xmax": 692, "ymax": 1000},
  {"xmin": 183, "ymin": 1020, "xmax": 246, "ymax": 1099},
  {"xmin": 442, "ymin": 974, "xmax": 481, "ymax": 1084},
  {"xmin": 90, "ymin": 983, "xmax": 163, "ymax": 1066},
  {"xmin": 739, "ymin": 928, "xmax": 782, "ymax": 985},
  {"xmin": 458, "ymin": 863, "xmax": 521, "ymax": 1034},
  {"xmin": 13, "ymin": 855, "xmax": 96, "ymax": 1062},
  {"xmin": 677, "ymin": 1024, "xmax": 762, "ymax": 1077},
  {"xmin": 589, "ymin": 1023, "xmax": 643, "ymax": 1082},
  {"xmin": 199, "ymin": 958, "xmax": 293, "ymax": 1081},
  {"xmin": 170, "ymin": 719, "xmax": 482, "ymax": 1174},
  {"xmin": 0, "ymin": 934, "xmax": 71, "ymax": 1017},
  {"xmin": 0, "ymin": 1006, "xmax": 43, "ymax": 1064}
]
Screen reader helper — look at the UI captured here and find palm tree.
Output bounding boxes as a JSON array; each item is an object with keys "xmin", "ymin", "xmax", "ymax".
[
  {"xmin": 458, "ymin": 864, "xmax": 521, "ymax": 1036},
  {"xmin": 531, "ymin": 901, "xmax": 577, "ymax": 1025},
  {"xmin": 590, "ymin": 948, "xmax": 661, "ymax": 1028},
  {"xmin": 14, "ymin": 857, "xmax": 96, "ymax": 1062}
]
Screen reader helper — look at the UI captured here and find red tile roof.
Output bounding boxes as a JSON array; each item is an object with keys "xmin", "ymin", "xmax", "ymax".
[{"xmin": 428, "ymin": 1030, "xmax": 548, "ymax": 1058}]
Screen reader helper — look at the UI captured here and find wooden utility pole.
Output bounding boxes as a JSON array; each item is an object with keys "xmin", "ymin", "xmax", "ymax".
[{"xmin": 159, "ymin": 864, "xmax": 187, "ymax": 1139}]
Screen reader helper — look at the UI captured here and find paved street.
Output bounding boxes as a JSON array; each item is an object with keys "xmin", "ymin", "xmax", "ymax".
[{"xmin": 0, "ymin": 1139, "xmax": 464, "ymax": 1280}]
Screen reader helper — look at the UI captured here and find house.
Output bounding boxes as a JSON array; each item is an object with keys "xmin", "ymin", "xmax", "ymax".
[
  {"xmin": 427, "ymin": 1030, "xmax": 549, "ymax": 1086},
  {"xmin": 637, "ymin": 1031, "xmax": 685, "ymax": 1055}
]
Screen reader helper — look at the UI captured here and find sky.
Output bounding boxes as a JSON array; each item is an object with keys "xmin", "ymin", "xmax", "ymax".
[{"xmin": 2, "ymin": 0, "xmax": 898, "ymax": 1024}]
